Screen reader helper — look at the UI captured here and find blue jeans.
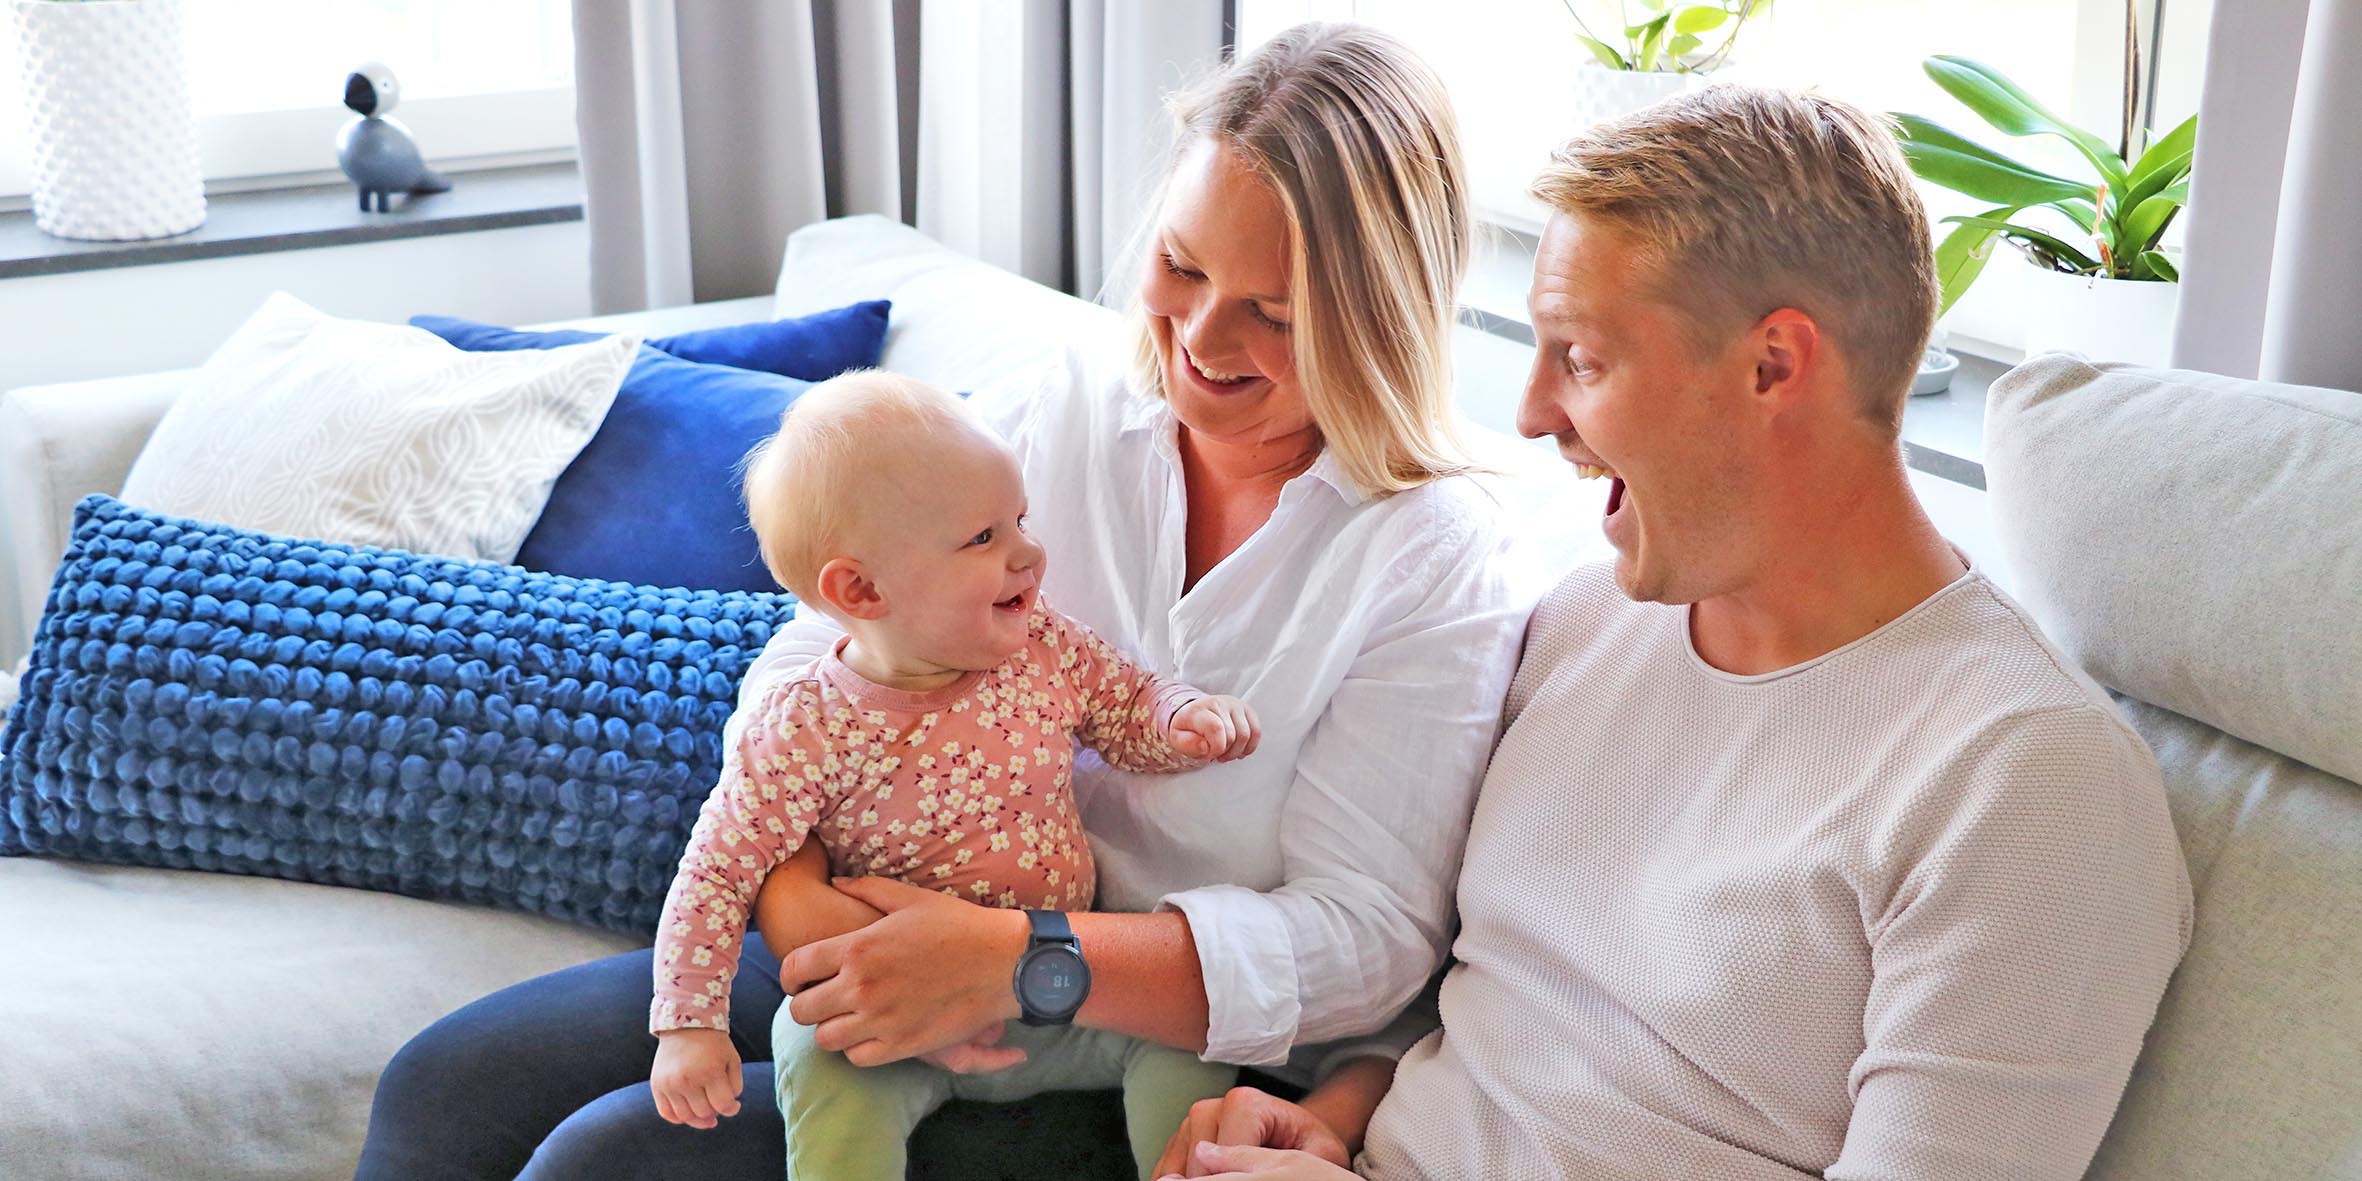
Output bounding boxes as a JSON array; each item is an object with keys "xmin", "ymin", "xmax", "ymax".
[{"xmin": 355, "ymin": 936, "xmax": 1142, "ymax": 1180}]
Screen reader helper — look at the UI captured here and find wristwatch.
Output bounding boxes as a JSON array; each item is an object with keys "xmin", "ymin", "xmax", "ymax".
[{"xmin": 1013, "ymin": 910, "xmax": 1092, "ymax": 1026}]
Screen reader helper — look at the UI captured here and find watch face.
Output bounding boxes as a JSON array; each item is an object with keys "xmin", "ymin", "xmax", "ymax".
[{"xmin": 1019, "ymin": 946, "xmax": 1088, "ymax": 1017}]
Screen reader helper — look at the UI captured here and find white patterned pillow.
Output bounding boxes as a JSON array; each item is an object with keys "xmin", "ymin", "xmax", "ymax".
[{"xmin": 119, "ymin": 292, "xmax": 635, "ymax": 562}]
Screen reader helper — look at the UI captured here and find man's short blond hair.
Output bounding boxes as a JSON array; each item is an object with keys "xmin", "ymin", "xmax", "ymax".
[
  {"xmin": 740, "ymin": 370, "xmax": 968, "ymax": 603},
  {"xmin": 1531, "ymin": 85, "xmax": 1937, "ymax": 432}
]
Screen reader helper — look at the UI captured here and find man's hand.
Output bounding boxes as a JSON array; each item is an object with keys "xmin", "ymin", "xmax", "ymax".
[
  {"xmin": 1157, "ymin": 1143, "xmax": 1360, "ymax": 1180},
  {"xmin": 1169, "ymin": 695, "xmax": 1261, "ymax": 762},
  {"xmin": 649, "ymin": 1027, "xmax": 743, "ymax": 1130},
  {"xmin": 917, "ymin": 1020, "xmax": 1029, "ymax": 1074},
  {"xmin": 1153, "ymin": 1086, "xmax": 1351, "ymax": 1178}
]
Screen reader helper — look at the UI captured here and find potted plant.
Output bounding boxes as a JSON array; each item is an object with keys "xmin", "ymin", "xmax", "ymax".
[
  {"xmin": 1893, "ymin": 55, "xmax": 2194, "ymax": 366},
  {"xmin": 7, "ymin": 0, "xmax": 206, "ymax": 241},
  {"xmin": 1559, "ymin": 0, "xmax": 1770, "ymax": 127}
]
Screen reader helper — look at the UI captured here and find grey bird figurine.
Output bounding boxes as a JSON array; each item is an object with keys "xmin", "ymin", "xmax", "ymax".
[{"xmin": 336, "ymin": 62, "xmax": 450, "ymax": 213}]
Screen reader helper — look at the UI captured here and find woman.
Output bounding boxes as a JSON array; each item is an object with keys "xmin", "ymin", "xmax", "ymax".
[{"xmin": 357, "ymin": 23, "xmax": 1563, "ymax": 1178}]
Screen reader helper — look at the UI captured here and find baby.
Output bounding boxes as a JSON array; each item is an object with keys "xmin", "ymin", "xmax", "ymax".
[{"xmin": 647, "ymin": 370, "xmax": 1256, "ymax": 1180}]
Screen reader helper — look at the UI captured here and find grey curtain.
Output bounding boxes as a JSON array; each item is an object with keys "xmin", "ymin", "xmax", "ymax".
[
  {"xmin": 572, "ymin": 0, "xmax": 1224, "ymax": 314},
  {"xmin": 571, "ymin": 0, "xmax": 918, "ymax": 313},
  {"xmin": 2171, "ymin": 0, "xmax": 2362, "ymax": 390}
]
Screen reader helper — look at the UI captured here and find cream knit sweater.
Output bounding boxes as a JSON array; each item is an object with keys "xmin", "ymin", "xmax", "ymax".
[{"xmin": 1360, "ymin": 565, "xmax": 2191, "ymax": 1180}]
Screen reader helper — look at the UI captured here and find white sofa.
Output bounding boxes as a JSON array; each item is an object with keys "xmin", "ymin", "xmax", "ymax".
[{"xmin": 1, "ymin": 216, "xmax": 2355, "ymax": 1179}]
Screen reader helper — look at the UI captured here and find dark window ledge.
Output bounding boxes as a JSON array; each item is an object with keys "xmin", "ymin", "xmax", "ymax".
[{"xmin": 0, "ymin": 162, "xmax": 582, "ymax": 281}]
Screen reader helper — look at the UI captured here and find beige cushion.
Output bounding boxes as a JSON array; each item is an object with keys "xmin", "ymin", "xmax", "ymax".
[
  {"xmin": 1987, "ymin": 353, "xmax": 2362, "ymax": 1177},
  {"xmin": 0, "ymin": 858, "xmax": 639, "ymax": 1181},
  {"xmin": 771, "ymin": 214, "xmax": 1122, "ymax": 391},
  {"xmin": 2086, "ymin": 699, "xmax": 2362, "ymax": 1180},
  {"xmin": 1983, "ymin": 353, "xmax": 2362, "ymax": 785}
]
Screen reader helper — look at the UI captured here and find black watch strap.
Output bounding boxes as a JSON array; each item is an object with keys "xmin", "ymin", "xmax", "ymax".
[{"xmin": 1026, "ymin": 909, "xmax": 1076, "ymax": 945}]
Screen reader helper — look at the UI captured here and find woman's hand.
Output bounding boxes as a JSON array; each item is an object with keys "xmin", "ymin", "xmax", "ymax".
[
  {"xmin": 1152, "ymin": 1086, "xmax": 1351, "ymax": 1178},
  {"xmin": 1157, "ymin": 1143, "xmax": 1360, "ymax": 1180},
  {"xmin": 648, "ymin": 1027, "xmax": 742, "ymax": 1130},
  {"xmin": 779, "ymin": 875, "xmax": 1029, "ymax": 1067}
]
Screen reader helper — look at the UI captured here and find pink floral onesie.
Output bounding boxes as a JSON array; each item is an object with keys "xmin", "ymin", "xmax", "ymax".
[{"xmin": 650, "ymin": 601, "xmax": 1206, "ymax": 1033}]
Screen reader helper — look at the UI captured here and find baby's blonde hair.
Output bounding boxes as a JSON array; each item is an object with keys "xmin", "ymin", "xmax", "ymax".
[{"xmin": 742, "ymin": 369, "xmax": 972, "ymax": 604}]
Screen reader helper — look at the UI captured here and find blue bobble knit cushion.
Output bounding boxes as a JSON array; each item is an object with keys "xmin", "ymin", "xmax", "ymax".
[
  {"xmin": 411, "ymin": 306, "xmax": 891, "ymax": 594},
  {"xmin": 0, "ymin": 495, "xmax": 794, "ymax": 934}
]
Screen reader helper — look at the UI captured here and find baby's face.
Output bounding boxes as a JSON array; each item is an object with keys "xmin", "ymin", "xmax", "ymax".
[{"xmin": 856, "ymin": 424, "xmax": 1046, "ymax": 671}]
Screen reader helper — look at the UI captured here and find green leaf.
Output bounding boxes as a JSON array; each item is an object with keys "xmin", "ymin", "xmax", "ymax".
[
  {"xmin": 2138, "ymin": 250, "xmax": 2180, "ymax": 281},
  {"xmin": 2130, "ymin": 113, "xmax": 2198, "ymax": 187},
  {"xmin": 2157, "ymin": 180, "xmax": 2190, "ymax": 205},
  {"xmin": 1933, "ymin": 205, "xmax": 2017, "ymax": 315},
  {"xmin": 1940, "ymin": 214, "xmax": 2101, "ymax": 272},
  {"xmin": 2054, "ymin": 197, "xmax": 2098, "ymax": 232},
  {"xmin": 2122, "ymin": 191, "xmax": 2184, "ymax": 252},
  {"xmin": 1637, "ymin": 15, "xmax": 1670, "ymax": 71},
  {"xmin": 1576, "ymin": 34, "xmax": 1630, "ymax": 70},
  {"xmin": 1668, "ymin": 32, "xmax": 1703, "ymax": 59},
  {"xmin": 1892, "ymin": 114, "xmax": 2093, "ymax": 206},
  {"xmin": 1673, "ymin": 5, "xmax": 1729, "ymax": 33},
  {"xmin": 2119, "ymin": 148, "xmax": 2191, "ymax": 217},
  {"xmin": 1923, "ymin": 55, "xmax": 2129, "ymax": 194}
]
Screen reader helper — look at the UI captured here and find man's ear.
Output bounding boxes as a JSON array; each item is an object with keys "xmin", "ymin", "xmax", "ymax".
[
  {"xmin": 814, "ymin": 557, "xmax": 887, "ymax": 622},
  {"xmin": 1751, "ymin": 307, "xmax": 1822, "ymax": 409}
]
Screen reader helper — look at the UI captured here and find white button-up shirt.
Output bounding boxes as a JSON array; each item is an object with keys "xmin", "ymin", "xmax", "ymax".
[{"xmin": 731, "ymin": 343, "xmax": 1583, "ymax": 1071}]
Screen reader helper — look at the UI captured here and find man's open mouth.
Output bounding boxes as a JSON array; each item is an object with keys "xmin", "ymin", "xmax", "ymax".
[{"xmin": 1574, "ymin": 462, "xmax": 1626, "ymax": 517}]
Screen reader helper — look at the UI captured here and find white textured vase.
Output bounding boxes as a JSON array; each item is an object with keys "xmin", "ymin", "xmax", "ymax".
[
  {"xmin": 2019, "ymin": 264, "xmax": 2180, "ymax": 368},
  {"xmin": 1571, "ymin": 67, "xmax": 1704, "ymax": 130},
  {"xmin": 9, "ymin": 0, "xmax": 206, "ymax": 241}
]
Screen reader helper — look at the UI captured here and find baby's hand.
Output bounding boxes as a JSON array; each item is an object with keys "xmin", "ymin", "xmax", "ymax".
[
  {"xmin": 1168, "ymin": 695, "xmax": 1259, "ymax": 762},
  {"xmin": 650, "ymin": 1027, "xmax": 743, "ymax": 1130}
]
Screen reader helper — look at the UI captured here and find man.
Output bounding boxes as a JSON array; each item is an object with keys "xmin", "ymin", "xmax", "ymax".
[{"xmin": 1152, "ymin": 85, "xmax": 2190, "ymax": 1180}]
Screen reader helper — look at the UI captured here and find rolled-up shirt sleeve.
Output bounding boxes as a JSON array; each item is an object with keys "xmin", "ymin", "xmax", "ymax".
[{"xmin": 1160, "ymin": 514, "xmax": 1538, "ymax": 1065}]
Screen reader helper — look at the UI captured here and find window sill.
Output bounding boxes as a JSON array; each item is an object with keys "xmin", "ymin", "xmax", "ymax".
[{"xmin": 0, "ymin": 162, "xmax": 582, "ymax": 281}]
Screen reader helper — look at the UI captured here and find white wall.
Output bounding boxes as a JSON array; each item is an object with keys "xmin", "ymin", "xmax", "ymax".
[{"xmin": 0, "ymin": 220, "xmax": 590, "ymax": 390}]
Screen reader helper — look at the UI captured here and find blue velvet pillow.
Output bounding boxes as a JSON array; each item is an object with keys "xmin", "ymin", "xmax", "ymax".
[
  {"xmin": 417, "ymin": 299, "xmax": 889, "ymax": 381},
  {"xmin": 0, "ymin": 495, "xmax": 793, "ymax": 934},
  {"xmin": 413, "ymin": 302, "xmax": 890, "ymax": 593}
]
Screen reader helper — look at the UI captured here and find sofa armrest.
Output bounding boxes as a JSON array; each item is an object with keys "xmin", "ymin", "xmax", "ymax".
[{"xmin": 0, "ymin": 369, "xmax": 190, "ymax": 660}]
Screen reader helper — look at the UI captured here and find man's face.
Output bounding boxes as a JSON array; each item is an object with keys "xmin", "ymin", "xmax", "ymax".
[{"xmin": 1516, "ymin": 211, "xmax": 1769, "ymax": 605}]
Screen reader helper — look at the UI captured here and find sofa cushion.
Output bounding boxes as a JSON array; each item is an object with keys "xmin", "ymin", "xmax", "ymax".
[
  {"xmin": 412, "ymin": 312, "xmax": 881, "ymax": 593},
  {"xmin": 771, "ymin": 214, "xmax": 1123, "ymax": 391},
  {"xmin": 117, "ymin": 292, "xmax": 638, "ymax": 565},
  {"xmin": 2083, "ymin": 698, "xmax": 2362, "ymax": 1181},
  {"xmin": 1983, "ymin": 353, "xmax": 2362, "ymax": 784},
  {"xmin": 3, "ymin": 496, "xmax": 792, "ymax": 934},
  {"xmin": 412, "ymin": 300, "xmax": 890, "ymax": 383},
  {"xmin": 0, "ymin": 856, "xmax": 638, "ymax": 1181},
  {"xmin": 1985, "ymin": 354, "xmax": 2362, "ymax": 1179}
]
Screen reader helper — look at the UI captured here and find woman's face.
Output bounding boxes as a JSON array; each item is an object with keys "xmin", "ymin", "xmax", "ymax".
[{"xmin": 1139, "ymin": 139, "xmax": 1312, "ymax": 449}]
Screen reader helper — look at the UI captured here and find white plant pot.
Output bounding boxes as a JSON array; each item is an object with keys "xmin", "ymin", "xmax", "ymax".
[
  {"xmin": 1571, "ymin": 67, "xmax": 1705, "ymax": 130},
  {"xmin": 9, "ymin": 0, "xmax": 206, "ymax": 241},
  {"xmin": 2018, "ymin": 263, "xmax": 2180, "ymax": 368}
]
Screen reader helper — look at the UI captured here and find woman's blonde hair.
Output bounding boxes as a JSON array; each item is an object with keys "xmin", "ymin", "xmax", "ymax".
[{"xmin": 1128, "ymin": 22, "xmax": 1474, "ymax": 498}]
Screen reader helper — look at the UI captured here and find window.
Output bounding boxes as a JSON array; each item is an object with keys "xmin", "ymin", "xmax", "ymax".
[
  {"xmin": 1237, "ymin": 0, "xmax": 2213, "ymax": 354},
  {"xmin": 0, "ymin": 0, "xmax": 576, "ymax": 198}
]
